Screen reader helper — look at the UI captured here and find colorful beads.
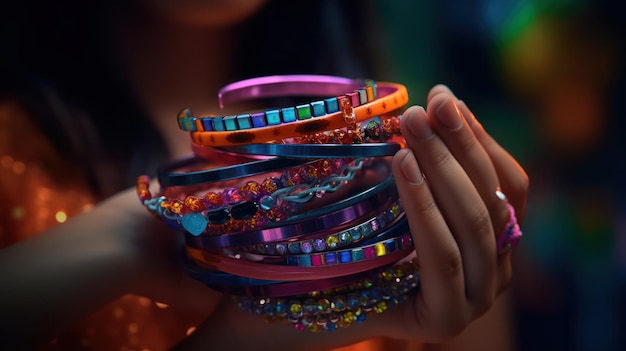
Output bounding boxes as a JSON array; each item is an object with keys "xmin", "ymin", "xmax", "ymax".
[{"xmin": 236, "ymin": 260, "xmax": 419, "ymax": 332}]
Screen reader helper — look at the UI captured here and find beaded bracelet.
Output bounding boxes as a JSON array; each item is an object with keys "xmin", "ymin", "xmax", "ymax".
[
  {"xmin": 235, "ymin": 259, "xmax": 419, "ymax": 332},
  {"xmin": 183, "ymin": 173, "xmax": 398, "ymax": 248},
  {"xmin": 240, "ymin": 200, "xmax": 403, "ymax": 256},
  {"xmin": 210, "ymin": 216, "xmax": 410, "ymax": 268},
  {"xmin": 141, "ymin": 158, "xmax": 382, "ymax": 236},
  {"xmin": 217, "ymin": 232, "xmax": 412, "ymax": 268},
  {"xmin": 191, "ymin": 115, "xmax": 405, "ymax": 161},
  {"xmin": 178, "ymin": 75, "xmax": 377, "ymax": 133},
  {"xmin": 189, "ymin": 82, "xmax": 408, "ymax": 146}
]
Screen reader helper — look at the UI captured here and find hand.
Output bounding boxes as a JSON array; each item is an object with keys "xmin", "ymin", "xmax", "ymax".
[
  {"xmin": 387, "ymin": 85, "xmax": 528, "ymax": 341},
  {"xmin": 175, "ymin": 85, "xmax": 529, "ymax": 351}
]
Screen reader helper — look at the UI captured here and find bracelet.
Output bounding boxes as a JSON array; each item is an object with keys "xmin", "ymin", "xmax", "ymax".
[
  {"xmin": 189, "ymin": 82, "xmax": 408, "ymax": 146},
  {"xmin": 190, "ymin": 115, "xmax": 405, "ymax": 160},
  {"xmin": 235, "ymin": 259, "xmax": 419, "ymax": 332},
  {"xmin": 183, "ymin": 173, "xmax": 397, "ymax": 248},
  {"xmin": 217, "ymin": 231, "xmax": 412, "ymax": 268},
  {"xmin": 218, "ymin": 75, "xmax": 376, "ymax": 108},
  {"xmin": 207, "ymin": 255, "xmax": 418, "ymax": 297},
  {"xmin": 186, "ymin": 244, "xmax": 413, "ymax": 281},
  {"xmin": 157, "ymin": 154, "xmax": 312, "ymax": 188},
  {"xmin": 142, "ymin": 158, "xmax": 369, "ymax": 235},
  {"xmin": 290, "ymin": 115, "xmax": 403, "ymax": 145},
  {"xmin": 178, "ymin": 75, "xmax": 377, "ymax": 133},
  {"xmin": 241, "ymin": 200, "xmax": 403, "ymax": 256},
  {"xmin": 216, "ymin": 142, "xmax": 402, "ymax": 158}
]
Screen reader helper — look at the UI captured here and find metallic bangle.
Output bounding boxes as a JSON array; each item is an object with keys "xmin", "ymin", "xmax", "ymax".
[
  {"xmin": 240, "ymin": 200, "xmax": 403, "ymax": 256},
  {"xmin": 188, "ymin": 82, "xmax": 409, "ymax": 146},
  {"xmin": 185, "ymin": 244, "xmax": 413, "ymax": 281},
  {"xmin": 157, "ymin": 154, "xmax": 312, "ymax": 188},
  {"xmin": 216, "ymin": 142, "xmax": 402, "ymax": 158},
  {"xmin": 209, "ymin": 257, "xmax": 418, "ymax": 297},
  {"xmin": 183, "ymin": 173, "xmax": 397, "ymax": 248},
  {"xmin": 216, "ymin": 231, "xmax": 412, "ymax": 268},
  {"xmin": 218, "ymin": 74, "xmax": 376, "ymax": 108},
  {"xmin": 178, "ymin": 75, "xmax": 377, "ymax": 133}
]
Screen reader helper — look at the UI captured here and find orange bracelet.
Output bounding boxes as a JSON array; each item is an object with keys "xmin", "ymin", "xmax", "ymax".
[{"xmin": 189, "ymin": 82, "xmax": 408, "ymax": 146}]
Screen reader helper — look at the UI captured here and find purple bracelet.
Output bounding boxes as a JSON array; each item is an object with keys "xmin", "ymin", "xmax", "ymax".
[{"xmin": 240, "ymin": 200, "xmax": 403, "ymax": 256}]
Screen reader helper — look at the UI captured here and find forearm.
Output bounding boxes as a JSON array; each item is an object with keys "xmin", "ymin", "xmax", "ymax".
[{"xmin": 0, "ymin": 195, "xmax": 152, "ymax": 348}]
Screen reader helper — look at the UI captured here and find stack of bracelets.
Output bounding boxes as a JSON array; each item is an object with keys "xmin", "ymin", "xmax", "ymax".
[{"xmin": 136, "ymin": 74, "xmax": 522, "ymax": 332}]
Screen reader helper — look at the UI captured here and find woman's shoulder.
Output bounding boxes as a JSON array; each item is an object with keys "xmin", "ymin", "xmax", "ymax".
[{"xmin": 0, "ymin": 96, "xmax": 96, "ymax": 246}]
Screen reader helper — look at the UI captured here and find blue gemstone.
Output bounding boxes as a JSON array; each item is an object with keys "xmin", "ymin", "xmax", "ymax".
[
  {"xmin": 251, "ymin": 112, "xmax": 267, "ymax": 128},
  {"xmin": 299, "ymin": 255, "xmax": 311, "ymax": 267},
  {"xmin": 350, "ymin": 228, "xmax": 362, "ymax": 240},
  {"xmin": 351, "ymin": 249, "xmax": 364, "ymax": 261},
  {"xmin": 325, "ymin": 253, "xmax": 337, "ymax": 265},
  {"xmin": 287, "ymin": 256, "xmax": 298, "ymax": 265},
  {"xmin": 288, "ymin": 243, "xmax": 301, "ymax": 254},
  {"xmin": 281, "ymin": 107, "xmax": 296, "ymax": 123},
  {"xmin": 201, "ymin": 118, "xmax": 213, "ymax": 131},
  {"xmin": 310, "ymin": 101, "xmax": 326, "ymax": 116},
  {"xmin": 338, "ymin": 251, "xmax": 351, "ymax": 263},
  {"xmin": 324, "ymin": 98, "xmax": 339, "ymax": 113},
  {"xmin": 384, "ymin": 240, "xmax": 397, "ymax": 252},
  {"xmin": 212, "ymin": 117, "xmax": 226, "ymax": 131},
  {"xmin": 236, "ymin": 114, "xmax": 252, "ymax": 129},
  {"xmin": 266, "ymin": 110, "xmax": 281, "ymax": 125},
  {"xmin": 181, "ymin": 213, "xmax": 207, "ymax": 236},
  {"xmin": 223, "ymin": 116, "xmax": 238, "ymax": 131}
]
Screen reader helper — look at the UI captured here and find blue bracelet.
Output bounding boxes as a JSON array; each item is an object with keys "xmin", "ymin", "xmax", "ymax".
[{"xmin": 217, "ymin": 142, "xmax": 402, "ymax": 158}]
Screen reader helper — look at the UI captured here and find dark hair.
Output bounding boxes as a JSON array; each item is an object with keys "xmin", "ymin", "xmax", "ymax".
[{"xmin": 0, "ymin": 0, "xmax": 386, "ymax": 198}]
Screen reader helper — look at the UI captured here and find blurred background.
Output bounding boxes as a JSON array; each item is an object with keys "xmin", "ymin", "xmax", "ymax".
[
  {"xmin": 374, "ymin": 0, "xmax": 625, "ymax": 350},
  {"xmin": 2, "ymin": 0, "xmax": 624, "ymax": 350}
]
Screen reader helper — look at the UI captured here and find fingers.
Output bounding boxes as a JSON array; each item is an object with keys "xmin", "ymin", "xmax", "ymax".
[{"xmin": 392, "ymin": 104, "xmax": 497, "ymax": 324}]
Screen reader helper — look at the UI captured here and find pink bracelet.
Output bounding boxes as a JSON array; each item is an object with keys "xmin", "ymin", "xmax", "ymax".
[{"xmin": 185, "ymin": 245, "xmax": 414, "ymax": 281}]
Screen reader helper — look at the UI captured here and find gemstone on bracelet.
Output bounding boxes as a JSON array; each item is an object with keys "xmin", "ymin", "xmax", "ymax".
[
  {"xmin": 223, "ymin": 187, "xmax": 244, "ymax": 205},
  {"xmin": 288, "ymin": 243, "xmax": 300, "ymax": 255},
  {"xmin": 204, "ymin": 192, "xmax": 224, "ymax": 209},
  {"xmin": 240, "ymin": 181, "xmax": 262, "ymax": 201},
  {"xmin": 281, "ymin": 107, "xmax": 297, "ymax": 123},
  {"xmin": 339, "ymin": 231, "xmax": 352, "ymax": 245},
  {"xmin": 180, "ymin": 212, "xmax": 208, "ymax": 236},
  {"xmin": 251, "ymin": 112, "xmax": 267, "ymax": 128},
  {"xmin": 326, "ymin": 235, "xmax": 339, "ymax": 249},
  {"xmin": 207, "ymin": 208, "xmax": 230, "ymax": 224},
  {"xmin": 311, "ymin": 100, "xmax": 326, "ymax": 117},
  {"xmin": 300, "ymin": 241, "xmax": 313, "ymax": 254},
  {"xmin": 313, "ymin": 238, "xmax": 326, "ymax": 252},
  {"xmin": 230, "ymin": 201, "xmax": 258, "ymax": 220}
]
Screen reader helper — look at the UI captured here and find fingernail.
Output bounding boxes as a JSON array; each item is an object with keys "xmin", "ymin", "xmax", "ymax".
[
  {"xmin": 399, "ymin": 148, "xmax": 423, "ymax": 184},
  {"xmin": 436, "ymin": 96, "xmax": 463, "ymax": 130},
  {"xmin": 457, "ymin": 100, "xmax": 478, "ymax": 126},
  {"xmin": 405, "ymin": 106, "xmax": 432, "ymax": 139}
]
